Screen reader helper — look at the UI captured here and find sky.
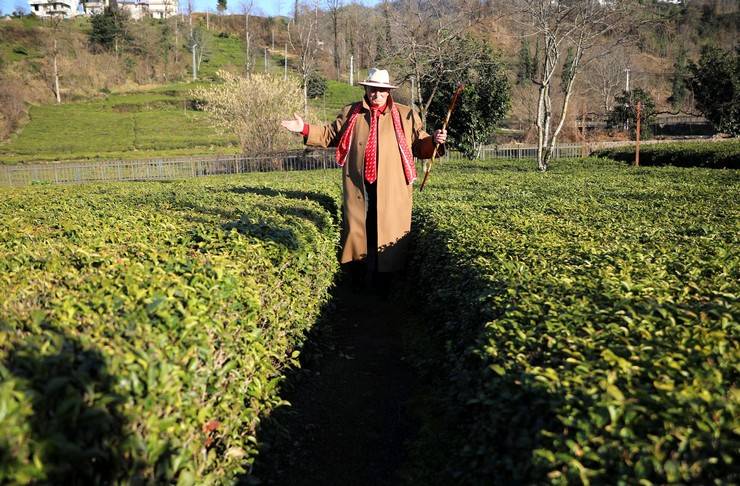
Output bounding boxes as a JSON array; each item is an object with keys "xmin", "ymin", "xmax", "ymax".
[{"xmin": 1, "ymin": 0, "xmax": 381, "ymax": 16}]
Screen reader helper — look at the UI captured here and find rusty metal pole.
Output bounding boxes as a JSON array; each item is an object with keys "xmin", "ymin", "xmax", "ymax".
[{"xmin": 635, "ymin": 101, "xmax": 642, "ymax": 167}]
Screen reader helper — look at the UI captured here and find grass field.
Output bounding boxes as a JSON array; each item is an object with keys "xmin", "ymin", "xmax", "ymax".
[
  {"xmin": 0, "ymin": 77, "xmax": 365, "ymax": 164},
  {"xmin": 0, "ymin": 84, "xmax": 240, "ymax": 164}
]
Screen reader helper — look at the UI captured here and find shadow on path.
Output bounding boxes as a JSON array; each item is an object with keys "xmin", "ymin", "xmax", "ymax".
[{"xmin": 243, "ymin": 275, "xmax": 420, "ymax": 486}]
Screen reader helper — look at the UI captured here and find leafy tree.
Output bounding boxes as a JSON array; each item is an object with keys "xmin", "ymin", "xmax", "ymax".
[
  {"xmin": 690, "ymin": 46, "xmax": 739, "ymax": 136},
  {"xmin": 216, "ymin": 0, "xmax": 227, "ymax": 13},
  {"xmin": 608, "ymin": 88, "xmax": 656, "ymax": 139},
  {"xmin": 516, "ymin": 39, "xmax": 534, "ymax": 85},
  {"xmin": 424, "ymin": 36, "xmax": 510, "ymax": 159},
  {"xmin": 306, "ymin": 72, "xmax": 326, "ymax": 99},
  {"xmin": 89, "ymin": 7, "xmax": 132, "ymax": 54},
  {"xmin": 669, "ymin": 47, "xmax": 689, "ymax": 110},
  {"xmin": 560, "ymin": 47, "xmax": 575, "ymax": 95}
]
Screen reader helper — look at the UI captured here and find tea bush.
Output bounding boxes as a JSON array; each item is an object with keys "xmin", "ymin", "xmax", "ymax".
[
  {"xmin": 594, "ymin": 139, "xmax": 740, "ymax": 169},
  {"xmin": 0, "ymin": 171, "xmax": 341, "ymax": 484},
  {"xmin": 408, "ymin": 158, "xmax": 739, "ymax": 484}
]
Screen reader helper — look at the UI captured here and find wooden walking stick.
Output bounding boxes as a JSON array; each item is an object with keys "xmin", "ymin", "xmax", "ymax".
[{"xmin": 419, "ymin": 83, "xmax": 464, "ymax": 192}]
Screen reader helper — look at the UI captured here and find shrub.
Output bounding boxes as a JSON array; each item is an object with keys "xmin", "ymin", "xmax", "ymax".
[
  {"xmin": 190, "ymin": 71, "xmax": 305, "ymax": 155},
  {"xmin": 690, "ymin": 46, "xmax": 740, "ymax": 136},
  {"xmin": 608, "ymin": 88, "xmax": 657, "ymax": 140},
  {"xmin": 0, "ymin": 172, "xmax": 341, "ymax": 483},
  {"xmin": 594, "ymin": 139, "xmax": 740, "ymax": 169},
  {"xmin": 406, "ymin": 158, "xmax": 738, "ymax": 484},
  {"xmin": 306, "ymin": 72, "xmax": 327, "ymax": 99}
]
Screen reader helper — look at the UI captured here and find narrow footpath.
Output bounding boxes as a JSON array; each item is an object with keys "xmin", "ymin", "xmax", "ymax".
[{"xmin": 246, "ymin": 278, "xmax": 425, "ymax": 485}]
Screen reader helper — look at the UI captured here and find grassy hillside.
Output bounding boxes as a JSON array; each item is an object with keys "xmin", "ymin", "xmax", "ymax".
[{"xmin": 0, "ymin": 84, "xmax": 239, "ymax": 164}]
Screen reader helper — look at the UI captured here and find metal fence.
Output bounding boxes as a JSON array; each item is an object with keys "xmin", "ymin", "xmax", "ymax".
[
  {"xmin": 445, "ymin": 142, "xmax": 590, "ymax": 161},
  {"xmin": 0, "ymin": 151, "xmax": 337, "ymax": 187},
  {"xmin": 2, "ymin": 139, "xmax": 719, "ymax": 188}
]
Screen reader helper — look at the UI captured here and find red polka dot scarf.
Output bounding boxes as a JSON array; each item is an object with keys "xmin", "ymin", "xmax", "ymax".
[{"xmin": 335, "ymin": 99, "xmax": 417, "ymax": 185}]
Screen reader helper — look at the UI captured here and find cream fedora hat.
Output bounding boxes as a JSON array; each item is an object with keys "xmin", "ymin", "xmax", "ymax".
[{"xmin": 358, "ymin": 68, "xmax": 398, "ymax": 89}]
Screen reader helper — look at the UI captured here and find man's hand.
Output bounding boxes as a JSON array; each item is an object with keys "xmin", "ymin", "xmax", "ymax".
[
  {"xmin": 281, "ymin": 113, "xmax": 305, "ymax": 133},
  {"xmin": 433, "ymin": 128, "xmax": 447, "ymax": 144}
]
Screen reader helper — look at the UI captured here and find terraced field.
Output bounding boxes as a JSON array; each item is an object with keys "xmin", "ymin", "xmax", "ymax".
[{"xmin": 1, "ymin": 158, "xmax": 736, "ymax": 484}]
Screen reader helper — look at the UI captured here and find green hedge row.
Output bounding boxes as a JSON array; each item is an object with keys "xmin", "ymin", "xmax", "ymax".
[
  {"xmin": 408, "ymin": 158, "xmax": 738, "ymax": 484},
  {"xmin": 0, "ymin": 172, "xmax": 341, "ymax": 484},
  {"xmin": 594, "ymin": 139, "xmax": 740, "ymax": 169}
]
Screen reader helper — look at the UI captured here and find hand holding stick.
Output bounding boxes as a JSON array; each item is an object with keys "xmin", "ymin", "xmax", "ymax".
[{"xmin": 419, "ymin": 84, "xmax": 464, "ymax": 192}]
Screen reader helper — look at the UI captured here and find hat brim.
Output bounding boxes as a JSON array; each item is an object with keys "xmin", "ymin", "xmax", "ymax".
[{"xmin": 359, "ymin": 81, "xmax": 398, "ymax": 89}]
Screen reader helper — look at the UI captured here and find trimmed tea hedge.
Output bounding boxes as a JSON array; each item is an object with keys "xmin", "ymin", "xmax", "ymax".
[
  {"xmin": 408, "ymin": 158, "xmax": 739, "ymax": 484},
  {"xmin": 0, "ymin": 172, "xmax": 341, "ymax": 484},
  {"xmin": 594, "ymin": 139, "xmax": 740, "ymax": 169}
]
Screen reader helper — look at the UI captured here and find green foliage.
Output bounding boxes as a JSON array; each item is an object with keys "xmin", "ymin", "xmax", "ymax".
[
  {"xmin": 408, "ymin": 158, "xmax": 739, "ymax": 484},
  {"xmin": 608, "ymin": 88, "xmax": 656, "ymax": 140},
  {"xmin": 89, "ymin": 7, "xmax": 133, "ymax": 52},
  {"xmin": 306, "ymin": 72, "xmax": 327, "ymax": 99},
  {"xmin": 0, "ymin": 86, "xmax": 238, "ymax": 163},
  {"xmin": 560, "ymin": 47, "xmax": 575, "ymax": 95},
  {"xmin": 309, "ymin": 80, "xmax": 363, "ymax": 121},
  {"xmin": 594, "ymin": 139, "xmax": 740, "ymax": 169},
  {"xmin": 516, "ymin": 39, "xmax": 535, "ymax": 85},
  {"xmin": 669, "ymin": 47, "xmax": 689, "ymax": 109},
  {"xmin": 216, "ymin": 0, "xmax": 227, "ymax": 13},
  {"xmin": 424, "ymin": 36, "xmax": 510, "ymax": 159},
  {"xmin": 0, "ymin": 171, "xmax": 341, "ymax": 483},
  {"xmin": 690, "ymin": 46, "xmax": 740, "ymax": 136}
]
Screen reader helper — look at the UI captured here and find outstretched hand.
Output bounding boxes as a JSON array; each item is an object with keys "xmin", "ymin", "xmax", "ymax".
[{"xmin": 281, "ymin": 113, "xmax": 305, "ymax": 134}]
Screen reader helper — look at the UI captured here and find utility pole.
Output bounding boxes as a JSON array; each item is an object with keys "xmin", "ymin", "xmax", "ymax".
[
  {"xmin": 624, "ymin": 67, "xmax": 630, "ymax": 92},
  {"xmin": 349, "ymin": 55, "xmax": 354, "ymax": 85},
  {"xmin": 635, "ymin": 101, "xmax": 641, "ymax": 167},
  {"xmin": 271, "ymin": 29, "xmax": 274, "ymax": 50},
  {"xmin": 284, "ymin": 42, "xmax": 288, "ymax": 80},
  {"xmin": 192, "ymin": 43, "xmax": 198, "ymax": 80},
  {"xmin": 264, "ymin": 47, "xmax": 268, "ymax": 73}
]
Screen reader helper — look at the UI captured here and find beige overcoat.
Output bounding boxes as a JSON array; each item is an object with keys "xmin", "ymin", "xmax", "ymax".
[{"xmin": 305, "ymin": 97, "xmax": 439, "ymax": 272}]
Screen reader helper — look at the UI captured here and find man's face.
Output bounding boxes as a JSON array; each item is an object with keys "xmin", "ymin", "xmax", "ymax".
[{"xmin": 365, "ymin": 86, "xmax": 391, "ymax": 106}]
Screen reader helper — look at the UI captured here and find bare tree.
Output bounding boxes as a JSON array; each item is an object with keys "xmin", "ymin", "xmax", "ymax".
[
  {"xmin": 383, "ymin": 0, "xmax": 492, "ymax": 128},
  {"xmin": 326, "ymin": 0, "xmax": 342, "ymax": 80},
  {"xmin": 241, "ymin": 1, "xmax": 254, "ymax": 77},
  {"xmin": 583, "ymin": 50, "xmax": 629, "ymax": 113},
  {"xmin": 288, "ymin": 1, "xmax": 321, "ymax": 116},
  {"xmin": 511, "ymin": 0, "xmax": 643, "ymax": 170},
  {"xmin": 45, "ymin": 7, "xmax": 65, "ymax": 104}
]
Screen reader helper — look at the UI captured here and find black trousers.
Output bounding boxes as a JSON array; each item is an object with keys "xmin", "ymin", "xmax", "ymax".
[{"xmin": 364, "ymin": 181, "xmax": 378, "ymax": 273}]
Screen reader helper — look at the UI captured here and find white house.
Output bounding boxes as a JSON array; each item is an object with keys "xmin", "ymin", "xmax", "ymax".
[
  {"xmin": 29, "ymin": 0, "xmax": 177, "ymax": 19},
  {"xmin": 28, "ymin": 0, "xmax": 79, "ymax": 18}
]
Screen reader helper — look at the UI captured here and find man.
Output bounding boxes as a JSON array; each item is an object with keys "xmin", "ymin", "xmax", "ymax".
[{"xmin": 281, "ymin": 68, "xmax": 447, "ymax": 286}]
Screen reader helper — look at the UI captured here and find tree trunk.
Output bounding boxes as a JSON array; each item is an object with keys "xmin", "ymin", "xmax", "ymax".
[
  {"xmin": 535, "ymin": 33, "xmax": 558, "ymax": 171},
  {"xmin": 332, "ymin": 10, "xmax": 340, "ymax": 80},
  {"xmin": 546, "ymin": 43, "xmax": 583, "ymax": 167},
  {"xmin": 303, "ymin": 79, "xmax": 308, "ymax": 118},
  {"xmin": 536, "ymin": 83, "xmax": 547, "ymax": 171}
]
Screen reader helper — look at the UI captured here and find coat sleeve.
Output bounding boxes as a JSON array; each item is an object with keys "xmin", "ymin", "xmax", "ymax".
[
  {"xmin": 411, "ymin": 111, "xmax": 445, "ymax": 159},
  {"xmin": 305, "ymin": 104, "xmax": 353, "ymax": 148},
  {"xmin": 411, "ymin": 109, "xmax": 445, "ymax": 159}
]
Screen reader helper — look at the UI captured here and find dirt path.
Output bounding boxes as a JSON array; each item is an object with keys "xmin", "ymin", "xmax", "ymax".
[{"xmin": 246, "ymin": 280, "xmax": 422, "ymax": 485}]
